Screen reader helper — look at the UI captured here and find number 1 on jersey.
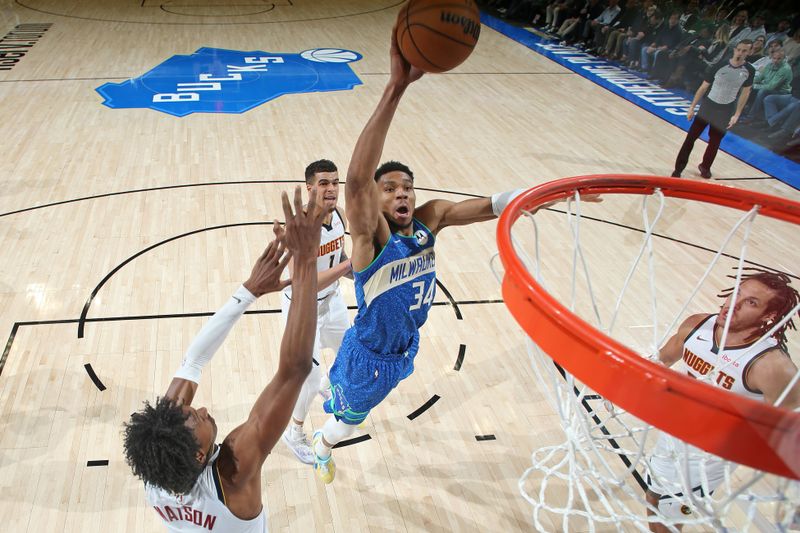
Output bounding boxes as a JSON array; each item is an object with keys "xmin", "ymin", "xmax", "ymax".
[{"xmin": 410, "ymin": 280, "xmax": 435, "ymax": 311}]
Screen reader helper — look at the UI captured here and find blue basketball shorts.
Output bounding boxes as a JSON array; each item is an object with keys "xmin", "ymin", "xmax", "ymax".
[{"xmin": 323, "ymin": 328, "xmax": 420, "ymax": 425}]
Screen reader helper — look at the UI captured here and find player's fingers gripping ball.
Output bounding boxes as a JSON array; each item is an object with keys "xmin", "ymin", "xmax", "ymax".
[{"xmin": 396, "ymin": 0, "xmax": 481, "ymax": 73}]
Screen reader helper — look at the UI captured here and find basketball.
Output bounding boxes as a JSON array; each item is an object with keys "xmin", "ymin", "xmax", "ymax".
[{"xmin": 396, "ymin": 0, "xmax": 481, "ymax": 73}]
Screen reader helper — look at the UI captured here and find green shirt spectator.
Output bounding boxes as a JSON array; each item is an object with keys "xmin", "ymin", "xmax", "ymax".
[{"xmin": 754, "ymin": 50, "xmax": 792, "ymax": 93}]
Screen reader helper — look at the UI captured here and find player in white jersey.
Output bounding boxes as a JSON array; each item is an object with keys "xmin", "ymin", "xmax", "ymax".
[
  {"xmin": 645, "ymin": 271, "xmax": 800, "ymax": 532},
  {"xmin": 124, "ymin": 187, "xmax": 328, "ymax": 532},
  {"xmin": 280, "ymin": 159, "xmax": 353, "ymax": 464}
]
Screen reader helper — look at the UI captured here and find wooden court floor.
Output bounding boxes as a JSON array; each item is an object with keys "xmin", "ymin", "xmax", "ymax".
[{"xmin": 0, "ymin": 1, "xmax": 798, "ymax": 532}]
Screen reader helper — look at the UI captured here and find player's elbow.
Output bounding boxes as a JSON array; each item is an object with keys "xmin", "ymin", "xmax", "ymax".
[{"xmin": 284, "ymin": 354, "xmax": 312, "ymax": 380}]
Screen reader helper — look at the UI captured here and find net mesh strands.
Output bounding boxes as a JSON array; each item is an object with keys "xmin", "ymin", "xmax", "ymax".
[{"xmin": 494, "ymin": 176, "xmax": 800, "ymax": 532}]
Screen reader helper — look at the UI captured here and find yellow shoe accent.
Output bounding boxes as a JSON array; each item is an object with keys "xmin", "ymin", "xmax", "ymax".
[{"xmin": 312, "ymin": 431, "xmax": 336, "ymax": 484}]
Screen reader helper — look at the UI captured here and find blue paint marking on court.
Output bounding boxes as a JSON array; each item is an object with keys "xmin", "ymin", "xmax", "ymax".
[
  {"xmin": 481, "ymin": 13, "xmax": 800, "ymax": 190},
  {"xmin": 96, "ymin": 47, "xmax": 362, "ymax": 117}
]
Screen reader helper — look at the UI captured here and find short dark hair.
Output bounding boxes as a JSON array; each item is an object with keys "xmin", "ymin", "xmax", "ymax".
[
  {"xmin": 304, "ymin": 159, "xmax": 338, "ymax": 183},
  {"xmin": 374, "ymin": 160, "xmax": 414, "ymax": 182},
  {"xmin": 737, "ymin": 39, "xmax": 754, "ymax": 47},
  {"xmin": 123, "ymin": 397, "xmax": 204, "ymax": 494}
]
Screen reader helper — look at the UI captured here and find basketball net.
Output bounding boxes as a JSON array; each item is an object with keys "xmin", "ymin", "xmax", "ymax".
[{"xmin": 493, "ymin": 176, "xmax": 800, "ymax": 532}]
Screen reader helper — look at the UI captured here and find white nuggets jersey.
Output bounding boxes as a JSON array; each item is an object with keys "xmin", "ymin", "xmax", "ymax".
[
  {"xmin": 678, "ymin": 314, "xmax": 778, "ymax": 400},
  {"xmin": 283, "ymin": 208, "xmax": 346, "ymax": 301},
  {"xmin": 145, "ymin": 446, "xmax": 267, "ymax": 532}
]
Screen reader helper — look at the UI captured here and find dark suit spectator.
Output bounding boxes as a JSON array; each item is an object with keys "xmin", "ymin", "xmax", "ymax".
[
  {"xmin": 625, "ymin": 9, "xmax": 662, "ymax": 69},
  {"xmin": 602, "ymin": 0, "xmax": 646, "ymax": 59},
  {"xmin": 641, "ymin": 11, "xmax": 683, "ymax": 72},
  {"xmin": 661, "ymin": 25, "xmax": 714, "ymax": 88}
]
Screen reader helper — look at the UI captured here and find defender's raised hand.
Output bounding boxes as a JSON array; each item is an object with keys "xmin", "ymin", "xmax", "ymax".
[
  {"xmin": 243, "ymin": 232, "xmax": 291, "ymax": 297},
  {"xmin": 281, "ymin": 186, "xmax": 329, "ymax": 261}
]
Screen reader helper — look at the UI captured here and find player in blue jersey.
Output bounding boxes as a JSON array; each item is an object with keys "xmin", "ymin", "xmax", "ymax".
[{"xmin": 310, "ymin": 24, "xmax": 527, "ymax": 484}]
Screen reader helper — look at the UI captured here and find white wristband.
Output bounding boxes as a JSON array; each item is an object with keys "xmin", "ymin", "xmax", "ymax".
[
  {"xmin": 174, "ymin": 285, "xmax": 256, "ymax": 383},
  {"xmin": 491, "ymin": 188, "xmax": 525, "ymax": 216}
]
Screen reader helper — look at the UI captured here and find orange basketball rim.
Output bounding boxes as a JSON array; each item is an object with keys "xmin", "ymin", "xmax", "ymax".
[{"xmin": 496, "ymin": 175, "xmax": 800, "ymax": 480}]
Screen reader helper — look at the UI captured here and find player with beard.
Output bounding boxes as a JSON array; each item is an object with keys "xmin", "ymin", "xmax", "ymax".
[
  {"xmin": 645, "ymin": 270, "xmax": 799, "ymax": 531},
  {"xmin": 309, "ymin": 22, "xmax": 532, "ymax": 484}
]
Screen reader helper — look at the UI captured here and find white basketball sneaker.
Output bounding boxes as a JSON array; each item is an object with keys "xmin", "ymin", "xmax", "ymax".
[{"xmin": 282, "ymin": 428, "xmax": 314, "ymax": 465}]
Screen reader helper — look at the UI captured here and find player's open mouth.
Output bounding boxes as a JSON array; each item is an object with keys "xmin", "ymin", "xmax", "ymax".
[{"xmin": 395, "ymin": 206, "xmax": 409, "ymax": 218}]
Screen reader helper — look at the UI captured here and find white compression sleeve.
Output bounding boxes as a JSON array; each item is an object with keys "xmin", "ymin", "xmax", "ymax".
[
  {"xmin": 174, "ymin": 284, "xmax": 256, "ymax": 383},
  {"xmin": 491, "ymin": 188, "xmax": 525, "ymax": 216}
]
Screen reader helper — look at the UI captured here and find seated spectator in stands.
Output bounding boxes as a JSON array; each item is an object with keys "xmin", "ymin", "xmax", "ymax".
[
  {"xmin": 625, "ymin": 9, "xmax": 662, "ymax": 69},
  {"xmin": 542, "ymin": 0, "xmax": 578, "ymax": 33},
  {"xmin": 662, "ymin": 24, "xmax": 714, "ymax": 88},
  {"xmin": 641, "ymin": 11, "xmax": 683, "ymax": 73},
  {"xmin": 678, "ymin": 0, "xmax": 701, "ymax": 33},
  {"xmin": 558, "ymin": 0, "xmax": 604, "ymax": 45},
  {"xmin": 602, "ymin": 0, "xmax": 643, "ymax": 59},
  {"xmin": 784, "ymin": 27, "xmax": 800, "ymax": 64},
  {"xmin": 746, "ymin": 35, "xmax": 767, "ymax": 63},
  {"xmin": 752, "ymin": 59, "xmax": 800, "ymax": 145},
  {"xmin": 619, "ymin": 3, "xmax": 657, "ymax": 64},
  {"xmin": 745, "ymin": 47, "xmax": 792, "ymax": 120},
  {"xmin": 702, "ymin": 23, "xmax": 732, "ymax": 68},
  {"xmin": 740, "ymin": 13, "xmax": 767, "ymax": 43},
  {"xmin": 767, "ymin": 19, "xmax": 792, "ymax": 47},
  {"xmin": 728, "ymin": 10, "xmax": 750, "ymax": 47},
  {"xmin": 753, "ymin": 38, "xmax": 782, "ymax": 72},
  {"xmin": 584, "ymin": 0, "xmax": 623, "ymax": 52}
]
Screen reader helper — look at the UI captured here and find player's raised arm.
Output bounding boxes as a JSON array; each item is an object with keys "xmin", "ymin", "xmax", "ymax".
[
  {"xmin": 345, "ymin": 22, "xmax": 423, "ymax": 255},
  {"xmin": 219, "ymin": 188, "xmax": 326, "ymax": 490},
  {"xmin": 163, "ymin": 236, "xmax": 291, "ymax": 407}
]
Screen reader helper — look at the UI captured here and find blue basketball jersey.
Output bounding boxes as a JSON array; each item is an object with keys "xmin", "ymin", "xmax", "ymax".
[{"xmin": 352, "ymin": 218, "xmax": 436, "ymax": 355}]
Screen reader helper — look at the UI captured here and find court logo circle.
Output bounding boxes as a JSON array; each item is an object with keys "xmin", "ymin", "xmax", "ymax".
[{"xmin": 300, "ymin": 49, "xmax": 362, "ymax": 63}]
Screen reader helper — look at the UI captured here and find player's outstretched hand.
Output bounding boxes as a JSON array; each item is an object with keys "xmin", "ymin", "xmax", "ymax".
[
  {"xmin": 243, "ymin": 229, "xmax": 291, "ymax": 297},
  {"xmin": 282, "ymin": 186, "xmax": 328, "ymax": 262},
  {"xmin": 390, "ymin": 19, "xmax": 424, "ymax": 88}
]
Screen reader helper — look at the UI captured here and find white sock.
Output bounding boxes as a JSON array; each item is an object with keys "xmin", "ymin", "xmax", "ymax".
[
  {"xmin": 316, "ymin": 417, "xmax": 356, "ymax": 458},
  {"xmin": 289, "ymin": 420, "xmax": 304, "ymax": 438}
]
